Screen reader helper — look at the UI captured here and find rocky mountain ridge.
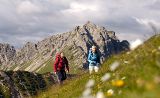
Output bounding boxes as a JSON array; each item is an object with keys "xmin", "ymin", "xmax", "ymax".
[
  {"xmin": 0, "ymin": 21, "xmax": 129, "ymax": 72},
  {"xmin": 0, "ymin": 44, "xmax": 16, "ymax": 69}
]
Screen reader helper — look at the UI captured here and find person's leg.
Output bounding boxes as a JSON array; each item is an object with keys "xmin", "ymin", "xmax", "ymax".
[
  {"xmin": 61, "ymin": 70, "xmax": 67, "ymax": 81},
  {"xmin": 56, "ymin": 71, "xmax": 62, "ymax": 84},
  {"xmin": 89, "ymin": 65, "xmax": 94, "ymax": 74},
  {"xmin": 94, "ymin": 66, "xmax": 99, "ymax": 73}
]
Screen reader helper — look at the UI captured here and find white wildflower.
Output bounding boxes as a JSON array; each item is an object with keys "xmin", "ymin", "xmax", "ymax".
[
  {"xmin": 130, "ymin": 39, "xmax": 143, "ymax": 50},
  {"xmin": 110, "ymin": 61, "xmax": 120, "ymax": 71},
  {"xmin": 85, "ymin": 79, "xmax": 95, "ymax": 88},
  {"xmin": 81, "ymin": 95, "xmax": 94, "ymax": 98},
  {"xmin": 124, "ymin": 61, "xmax": 129, "ymax": 64},
  {"xmin": 121, "ymin": 76, "xmax": 126, "ymax": 80},
  {"xmin": 158, "ymin": 46, "xmax": 160, "ymax": 51},
  {"xmin": 126, "ymin": 52, "xmax": 130, "ymax": 54},
  {"xmin": 96, "ymin": 91, "xmax": 105, "ymax": 98},
  {"xmin": 101, "ymin": 73, "xmax": 111, "ymax": 82},
  {"xmin": 82, "ymin": 88, "xmax": 92, "ymax": 97},
  {"xmin": 107, "ymin": 89, "xmax": 114, "ymax": 96}
]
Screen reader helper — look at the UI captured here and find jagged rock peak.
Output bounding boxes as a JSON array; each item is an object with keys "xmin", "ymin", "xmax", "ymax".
[
  {"xmin": 84, "ymin": 21, "xmax": 97, "ymax": 27},
  {"xmin": 0, "ymin": 43, "xmax": 16, "ymax": 66}
]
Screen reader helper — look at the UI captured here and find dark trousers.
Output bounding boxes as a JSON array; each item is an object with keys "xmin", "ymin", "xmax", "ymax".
[{"xmin": 56, "ymin": 70, "xmax": 67, "ymax": 82}]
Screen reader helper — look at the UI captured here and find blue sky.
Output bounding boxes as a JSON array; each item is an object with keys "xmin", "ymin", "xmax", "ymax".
[{"xmin": 0, "ymin": 0, "xmax": 160, "ymax": 48}]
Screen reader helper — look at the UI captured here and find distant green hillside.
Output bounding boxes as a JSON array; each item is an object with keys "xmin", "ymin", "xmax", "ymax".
[{"xmin": 36, "ymin": 35, "xmax": 160, "ymax": 98}]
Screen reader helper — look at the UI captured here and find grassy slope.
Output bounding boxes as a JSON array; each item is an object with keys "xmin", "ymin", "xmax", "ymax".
[
  {"xmin": 38, "ymin": 45, "xmax": 81, "ymax": 74},
  {"xmin": 36, "ymin": 35, "xmax": 160, "ymax": 98}
]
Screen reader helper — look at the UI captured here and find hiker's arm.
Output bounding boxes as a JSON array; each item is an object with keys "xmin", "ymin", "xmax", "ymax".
[
  {"xmin": 88, "ymin": 52, "xmax": 92, "ymax": 63},
  {"xmin": 97, "ymin": 54, "xmax": 101, "ymax": 64},
  {"xmin": 53, "ymin": 57, "xmax": 59, "ymax": 72},
  {"xmin": 65, "ymin": 57, "xmax": 69, "ymax": 72}
]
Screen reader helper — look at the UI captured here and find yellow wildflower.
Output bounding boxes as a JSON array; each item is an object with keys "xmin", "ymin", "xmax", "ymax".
[{"xmin": 112, "ymin": 80, "xmax": 125, "ymax": 87}]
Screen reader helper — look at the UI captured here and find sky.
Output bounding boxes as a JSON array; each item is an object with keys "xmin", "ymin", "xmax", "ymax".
[{"xmin": 0, "ymin": 0, "xmax": 160, "ymax": 48}]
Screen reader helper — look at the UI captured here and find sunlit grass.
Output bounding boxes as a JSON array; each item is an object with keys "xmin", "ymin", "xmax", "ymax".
[{"xmin": 36, "ymin": 35, "xmax": 160, "ymax": 98}]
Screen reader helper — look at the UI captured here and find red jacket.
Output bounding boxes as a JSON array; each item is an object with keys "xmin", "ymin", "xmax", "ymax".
[{"xmin": 53, "ymin": 54, "xmax": 69, "ymax": 72}]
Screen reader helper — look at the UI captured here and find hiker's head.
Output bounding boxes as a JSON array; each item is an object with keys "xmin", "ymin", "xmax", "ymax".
[
  {"xmin": 52, "ymin": 44, "xmax": 54, "ymax": 49},
  {"xmin": 91, "ymin": 45, "xmax": 97, "ymax": 53},
  {"xmin": 60, "ymin": 52, "xmax": 64, "ymax": 58}
]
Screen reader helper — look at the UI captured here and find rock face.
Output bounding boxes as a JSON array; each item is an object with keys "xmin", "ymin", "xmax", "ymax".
[
  {"xmin": 0, "ymin": 70, "xmax": 56, "ymax": 98},
  {"xmin": 0, "ymin": 44, "xmax": 16, "ymax": 68},
  {"xmin": 0, "ymin": 22, "xmax": 130, "ymax": 72}
]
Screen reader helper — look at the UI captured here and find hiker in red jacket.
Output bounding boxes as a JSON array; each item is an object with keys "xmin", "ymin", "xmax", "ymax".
[{"xmin": 54, "ymin": 52, "xmax": 69, "ymax": 84}]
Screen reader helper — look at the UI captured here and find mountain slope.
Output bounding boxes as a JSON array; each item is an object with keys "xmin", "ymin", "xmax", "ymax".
[{"xmin": 36, "ymin": 35, "xmax": 160, "ymax": 98}]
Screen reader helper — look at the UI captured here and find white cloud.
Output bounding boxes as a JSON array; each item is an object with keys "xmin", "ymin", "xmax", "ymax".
[
  {"xmin": 65, "ymin": 2, "xmax": 98, "ymax": 13},
  {"xmin": 134, "ymin": 17, "xmax": 160, "ymax": 33},
  {"xmin": 60, "ymin": 1, "xmax": 103, "ymax": 23},
  {"xmin": 117, "ymin": 33, "xmax": 147, "ymax": 43},
  {"xmin": 130, "ymin": 39, "xmax": 143, "ymax": 50},
  {"xmin": 17, "ymin": 1, "xmax": 41, "ymax": 14},
  {"xmin": 0, "ymin": 0, "xmax": 160, "ymax": 48}
]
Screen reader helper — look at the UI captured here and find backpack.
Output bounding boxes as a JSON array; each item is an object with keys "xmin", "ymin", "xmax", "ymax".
[{"xmin": 55, "ymin": 54, "xmax": 66, "ymax": 70}]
